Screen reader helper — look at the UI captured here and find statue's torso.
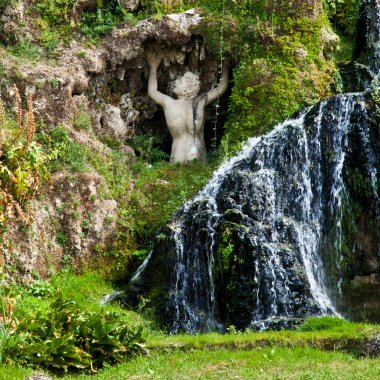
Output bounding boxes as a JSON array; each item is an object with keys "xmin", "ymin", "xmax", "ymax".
[{"xmin": 164, "ymin": 97, "xmax": 207, "ymax": 163}]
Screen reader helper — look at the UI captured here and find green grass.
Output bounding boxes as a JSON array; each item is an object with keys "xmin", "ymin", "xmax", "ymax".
[
  {"xmin": 62, "ymin": 347, "xmax": 380, "ymax": 379},
  {"xmin": 0, "ymin": 366, "xmax": 32, "ymax": 380},
  {"xmin": 14, "ymin": 271, "xmax": 144, "ymax": 331},
  {"xmin": 146, "ymin": 320, "xmax": 380, "ymax": 352},
  {"xmin": 7, "ymin": 271, "xmax": 380, "ymax": 379}
]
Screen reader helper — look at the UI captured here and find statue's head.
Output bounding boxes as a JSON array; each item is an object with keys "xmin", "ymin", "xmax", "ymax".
[{"xmin": 173, "ymin": 71, "xmax": 200, "ymax": 100}]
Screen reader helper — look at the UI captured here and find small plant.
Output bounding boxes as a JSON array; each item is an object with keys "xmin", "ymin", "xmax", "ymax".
[
  {"xmin": 56, "ymin": 229, "xmax": 69, "ymax": 246},
  {"xmin": 8, "ymin": 40, "xmax": 41, "ymax": 61},
  {"xmin": 27, "ymin": 280, "xmax": 54, "ymax": 299},
  {"xmin": 49, "ymin": 78, "xmax": 60, "ymax": 88},
  {"xmin": 38, "ymin": 29, "xmax": 60, "ymax": 53},
  {"xmin": 226, "ymin": 325, "xmax": 238, "ymax": 335},
  {"xmin": 220, "ymin": 227, "xmax": 234, "ymax": 262},
  {"xmin": 42, "ymin": 125, "xmax": 88, "ymax": 172},
  {"xmin": 73, "ymin": 110, "xmax": 92, "ymax": 131},
  {"xmin": 76, "ymin": 51, "xmax": 87, "ymax": 58}
]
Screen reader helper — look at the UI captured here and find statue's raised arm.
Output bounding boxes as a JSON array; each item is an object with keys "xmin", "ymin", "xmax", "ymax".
[
  {"xmin": 146, "ymin": 51, "xmax": 171, "ymax": 107},
  {"xmin": 146, "ymin": 51, "xmax": 230, "ymax": 164},
  {"xmin": 205, "ymin": 58, "xmax": 230, "ymax": 106}
]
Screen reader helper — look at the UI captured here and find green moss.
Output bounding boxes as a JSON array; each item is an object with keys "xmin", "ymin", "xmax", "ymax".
[
  {"xmin": 127, "ymin": 160, "xmax": 215, "ymax": 245},
  {"xmin": 324, "ymin": 0, "xmax": 362, "ymax": 36},
  {"xmin": 192, "ymin": 2, "xmax": 336, "ymax": 156}
]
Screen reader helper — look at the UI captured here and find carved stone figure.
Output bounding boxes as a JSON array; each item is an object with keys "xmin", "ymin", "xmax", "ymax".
[{"xmin": 147, "ymin": 51, "xmax": 229, "ymax": 163}]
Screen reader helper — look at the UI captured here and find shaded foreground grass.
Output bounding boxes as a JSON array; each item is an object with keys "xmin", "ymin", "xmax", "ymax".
[
  {"xmin": 2, "ymin": 344, "xmax": 380, "ymax": 380},
  {"xmin": 64, "ymin": 347, "xmax": 380, "ymax": 380}
]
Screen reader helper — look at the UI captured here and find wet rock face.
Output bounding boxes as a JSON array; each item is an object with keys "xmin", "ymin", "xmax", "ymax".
[
  {"xmin": 123, "ymin": 91, "xmax": 380, "ymax": 333},
  {"xmin": 338, "ymin": 62, "xmax": 373, "ymax": 93},
  {"xmin": 355, "ymin": 0, "xmax": 380, "ymax": 77}
]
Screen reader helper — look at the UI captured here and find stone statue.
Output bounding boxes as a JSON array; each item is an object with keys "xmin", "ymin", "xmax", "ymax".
[{"xmin": 146, "ymin": 51, "xmax": 229, "ymax": 163}]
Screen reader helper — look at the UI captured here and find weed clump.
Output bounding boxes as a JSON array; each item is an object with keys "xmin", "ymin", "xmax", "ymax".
[{"xmin": 299, "ymin": 316, "xmax": 351, "ymax": 331}]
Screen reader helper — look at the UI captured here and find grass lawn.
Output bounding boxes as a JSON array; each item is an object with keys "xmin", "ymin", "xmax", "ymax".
[{"xmin": 63, "ymin": 347, "xmax": 380, "ymax": 380}]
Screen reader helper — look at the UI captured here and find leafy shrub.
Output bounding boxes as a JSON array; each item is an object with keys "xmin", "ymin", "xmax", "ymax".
[
  {"xmin": 40, "ymin": 125, "xmax": 88, "ymax": 173},
  {"xmin": 76, "ymin": 0, "xmax": 138, "ymax": 43},
  {"xmin": 129, "ymin": 134, "xmax": 169, "ymax": 163},
  {"xmin": 36, "ymin": 0, "xmax": 76, "ymax": 25},
  {"xmin": 38, "ymin": 28, "xmax": 60, "ymax": 53},
  {"xmin": 7, "ymin": 292, "xmax": 144, "ymax": 371},
  {"xmin": 73, "ymin": 110, "xmax": 92, "ymax": 131}
]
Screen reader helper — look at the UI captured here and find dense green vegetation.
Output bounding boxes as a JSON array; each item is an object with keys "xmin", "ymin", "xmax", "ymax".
[
  {"xmin": 0, "ymin": 271, "xmax": 145, "ymax": 374},
  {"xmin": 0, "ymin": 0, "xmax": 374, "ymax": 378},
  {"xmin": 38, "ymin": 124, "xmax": 214, "ymax": 279}
]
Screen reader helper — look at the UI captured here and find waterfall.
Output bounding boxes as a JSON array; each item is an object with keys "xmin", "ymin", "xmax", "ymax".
[
  {"xmin": 358, "ymin": 0, "xmax": 380, "ymax": 79},
  {"xmin": 124, "ymin": 2, "xmax": 380, "ymax": 333}
]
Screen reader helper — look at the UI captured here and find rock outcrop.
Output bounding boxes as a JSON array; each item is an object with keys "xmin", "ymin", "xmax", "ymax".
[
  {"xmin": 0, "ymin": 7, "xmax": 222, "ymax": 277},
  {"xmin": 2, "ymin": 172, "xmax": 117, "ymax": 278}
]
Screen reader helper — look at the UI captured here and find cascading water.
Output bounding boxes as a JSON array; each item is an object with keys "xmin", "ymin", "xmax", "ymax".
[
  {"xmin": 122, "ymin": 2, "xmax": 380, "ymax": 333},
  {"xmin": 358, "ymin": 0, "xmax": 380, "ymax": 79}
]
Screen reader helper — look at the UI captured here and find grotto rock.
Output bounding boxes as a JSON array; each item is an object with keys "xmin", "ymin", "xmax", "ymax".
[
  {"xmin": 100, "ymin": 104, "xmax": 132, "ymax": 139},
  {"xmin": 2, "ymin": 172, "xmax": 118, "ymax": 277},
  {"xmin": 0, "ymin": 2, "xmax": 27, "ymax": 44}
]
